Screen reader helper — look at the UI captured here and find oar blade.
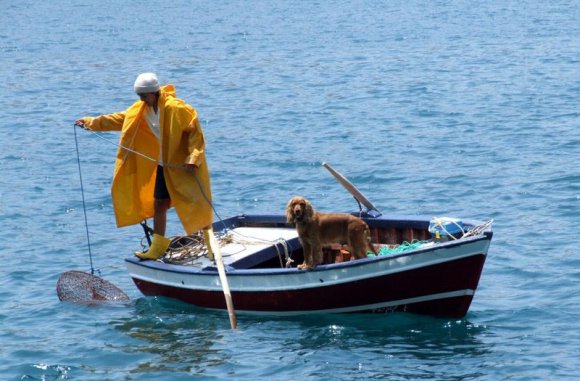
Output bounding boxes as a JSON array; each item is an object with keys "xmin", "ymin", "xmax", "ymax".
[{"xmin": 322, "ymin": 162, "xmax": 381, "ymax": 215}]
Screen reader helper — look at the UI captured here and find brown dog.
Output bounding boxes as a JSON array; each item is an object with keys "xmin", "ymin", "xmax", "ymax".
[{"xmin": 286, "ymin": 196, "xmax": 377, "ymax": 270}]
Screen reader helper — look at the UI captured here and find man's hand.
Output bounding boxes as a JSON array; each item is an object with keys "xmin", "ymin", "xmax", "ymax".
[
  {"xmin": 184, "ymin": 163, "xmax": 197, "ymax": 173},
  {"xmin": 74, "ymin": 119, "xmax": 89, "ymax": 130}
]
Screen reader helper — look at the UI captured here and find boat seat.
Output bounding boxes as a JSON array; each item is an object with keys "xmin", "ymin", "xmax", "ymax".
[{"xmin": 221, "ymin": 227, "xmax": 301, "ymax": 269}]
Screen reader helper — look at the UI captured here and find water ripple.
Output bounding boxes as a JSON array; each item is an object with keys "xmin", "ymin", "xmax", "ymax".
[{"xmin": 1, "ymin": 0, "xmax": 580, "ymax": 380}]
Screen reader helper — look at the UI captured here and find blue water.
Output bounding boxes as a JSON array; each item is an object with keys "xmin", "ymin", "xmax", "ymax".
[{"xmin": 1, "ymin": 0, "xmax": 579, "ymax": 379}]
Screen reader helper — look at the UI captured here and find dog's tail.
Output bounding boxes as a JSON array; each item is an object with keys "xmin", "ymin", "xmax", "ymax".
[{"xmin": 365, "ymin": 224, "xmax": 378, "ymax": 255}]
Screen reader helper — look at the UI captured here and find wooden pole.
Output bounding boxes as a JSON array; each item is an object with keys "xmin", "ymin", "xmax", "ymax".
[{"xmin": 204, "ymin": 227, "xmax": 237, "ymax": 329}]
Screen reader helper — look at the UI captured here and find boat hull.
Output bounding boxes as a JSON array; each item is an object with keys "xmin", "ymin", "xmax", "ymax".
[{"xmin": 126, "ymin": 228, "xmax": 490, "ymax": 317}]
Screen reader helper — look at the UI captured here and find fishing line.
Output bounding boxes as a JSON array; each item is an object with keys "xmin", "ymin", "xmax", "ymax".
[
  {"xmin": 56, "ymin": 124, "xmax": 130, "ymax": 304},
  {"xmin": 88, "ymin": 127, "xmax": 164, "ymax": 165},
  {"xmin": 83, "ymin": 127, "xmax": 228, "ymax": 231},
  {"xmin": 73, "ymin": 123, "xmax": 96, "ymax": 275}
]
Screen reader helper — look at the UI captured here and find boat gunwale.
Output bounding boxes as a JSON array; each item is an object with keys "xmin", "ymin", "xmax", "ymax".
[{"xmin": 124, "ymin": 230, "xmax": 491, "ymax": 278}]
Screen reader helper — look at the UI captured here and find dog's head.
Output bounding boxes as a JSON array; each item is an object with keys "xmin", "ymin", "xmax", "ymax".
[{"xmin": 286, "ymin": 196, "xmax": 314, "ymax": 224}]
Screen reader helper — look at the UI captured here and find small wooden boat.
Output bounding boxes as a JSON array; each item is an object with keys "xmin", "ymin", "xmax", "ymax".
[{"xmin": 125, "ymin": 164, "xmax": 493, "ymax": 318}]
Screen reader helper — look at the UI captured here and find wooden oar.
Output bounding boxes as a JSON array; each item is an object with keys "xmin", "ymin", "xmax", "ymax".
[
  {"xmin": 322, "ymin": 162, "xmax": 381, "ymax": 216},
  {"xmin": 204, "ymin": 227, "xmax": 237, "ymax": 329}
]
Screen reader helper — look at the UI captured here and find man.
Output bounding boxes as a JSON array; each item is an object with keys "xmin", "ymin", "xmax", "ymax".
[{"xmin": 75, "ymin": 73, "xmax": 213, "ymax": 260}]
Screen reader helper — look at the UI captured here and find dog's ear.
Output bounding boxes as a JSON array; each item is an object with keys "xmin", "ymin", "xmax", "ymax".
[
  {"xmin": 304, "ymin": 198, "xmax": 314, "ymax": 221},
  {"xmin": 286, "ymin": 197, "xmax": 296, "ymax": 223}
]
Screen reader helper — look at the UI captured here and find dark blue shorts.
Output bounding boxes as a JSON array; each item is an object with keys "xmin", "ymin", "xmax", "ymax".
[{"xmin": 154, "ymin": 165, "xmax": 170, "ymax": 200}]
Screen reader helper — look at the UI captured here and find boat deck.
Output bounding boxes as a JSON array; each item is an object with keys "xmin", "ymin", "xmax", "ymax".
[{"xmin": 164, "ymin": 227, "xmax": 300, "ymax": 269}]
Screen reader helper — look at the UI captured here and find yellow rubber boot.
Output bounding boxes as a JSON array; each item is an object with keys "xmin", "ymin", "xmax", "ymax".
[
  {"xmin": 135, "ymin": 234, "xmax": 171, "ymax": 260},
  {"xmin": 202, "ymin": 228, "xmax": 215, "ymax": 261}
]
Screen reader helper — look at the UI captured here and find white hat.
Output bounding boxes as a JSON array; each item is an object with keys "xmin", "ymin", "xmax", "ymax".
[{"xmin": 134, "ymin": 72, "xmax": 160, "ymax": 94}]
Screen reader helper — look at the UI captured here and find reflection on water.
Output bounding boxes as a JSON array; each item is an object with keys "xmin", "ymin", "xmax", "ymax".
[
  {"xmin": 20, "ymin": 364, "xmax": 73, "ymax": 381},
  {"xmin": 112, "ymin": 297, "xmax": 231, "ymax": 376},
  {"xmin": 2, "ymin": 0, "xmax": 578, "ymax": 379},
  {"xmin": 112, "ymin": 297, "xmax": 492, "ymax": 379},
  {"xmin": 280, "ymin": 312, "xmax": 491, "ymax": 357},
  {"xmin": 276, "ymin": 313, "xmax": 492, "ymax": 380}
]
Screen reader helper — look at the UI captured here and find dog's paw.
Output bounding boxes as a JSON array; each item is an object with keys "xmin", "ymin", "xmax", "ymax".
[{"xmin": 298, "ymin": 263, "xmax": 316, "ymax": 271}]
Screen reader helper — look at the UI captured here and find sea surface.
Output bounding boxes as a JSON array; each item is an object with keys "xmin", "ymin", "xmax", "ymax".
[{"xmin": 1, "ymin": 0, "xmax": 579, "ymax": 380}]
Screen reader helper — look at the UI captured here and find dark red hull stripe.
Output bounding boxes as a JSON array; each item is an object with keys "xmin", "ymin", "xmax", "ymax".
[{"xmin": 133, "ymin": 254, "xmax": 486, "ymax": 317}]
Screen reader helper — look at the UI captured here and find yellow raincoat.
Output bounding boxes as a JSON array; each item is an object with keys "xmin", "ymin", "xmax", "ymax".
[{"xmin": 82, "ymin": 84, "xmax": 212, "ymax": 235}]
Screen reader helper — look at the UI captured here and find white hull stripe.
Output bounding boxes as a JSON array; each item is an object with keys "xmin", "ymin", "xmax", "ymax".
[{"xmin": 199, "ymin": 289, "xmax": 475, "ymax": 316}]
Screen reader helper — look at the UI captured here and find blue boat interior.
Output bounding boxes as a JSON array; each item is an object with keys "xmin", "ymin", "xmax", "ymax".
[{"xmin": 206, "ymin": 214, "xmax": 484, "ymax": 270}]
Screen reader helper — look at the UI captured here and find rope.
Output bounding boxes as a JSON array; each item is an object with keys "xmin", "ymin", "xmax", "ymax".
[
  {"xmin": 463, "ymin": 219, "xmax": 494, "ymax": 238},
  {"xmin": 368, "ymin": 219, "xmax": 493, "ymax": 258},
  {"xmin": 430, "ymin": 217, "xmax": 466, "ymax": 241},
  {"xmin": 81, "ymin": 127, "xmax": 227, "ymax": 230},
  {"xmin": 430, "ymin": 217, "xmax": 494, "ymax": 240},
  {"xmin": 161, "ymin": 229, "xmax": 293, "ymax": 268},
  {"xmin": 163, "ymin": 233, "xmax": 230, "ymax": 265},
  {"xmin": 73, "ymin": 124, "xmax": 96, "ymax": 275},
  {"xmin": 85, "ymin": 128, "xmax": 296, "ymax": 267},
  {"xmin": 88, "ymin": 129, "xmax": 163, "ymax": 165},
  {"xmin": 225, "ymin": 229, "xmax": 294, "ymax": 268}
]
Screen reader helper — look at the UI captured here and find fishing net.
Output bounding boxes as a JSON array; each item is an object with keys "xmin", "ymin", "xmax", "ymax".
[
  {"xmin": 56, "ymin": 270, "xmax": 130, "ymax": 304},
  {"xmin": 367, "ymin": 219, "xmax": 494, "ymax": 258},
  {"xmin": 369, "ymin": 240, "xmax": 430, "ymax": 257}
]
